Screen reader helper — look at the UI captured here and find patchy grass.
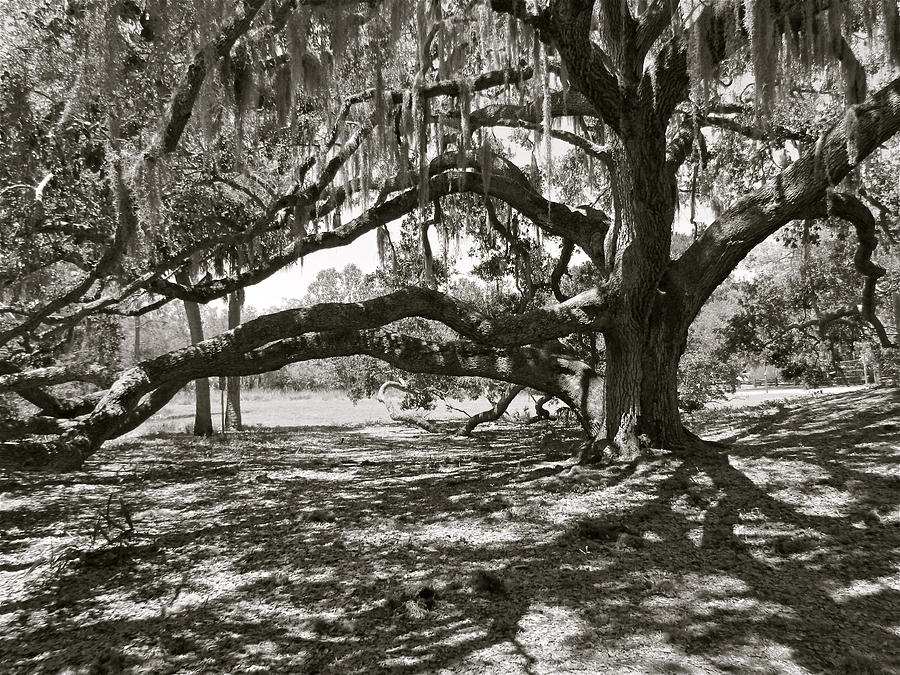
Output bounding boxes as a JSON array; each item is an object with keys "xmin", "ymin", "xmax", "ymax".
[{"xmin": 1, "ymin": 387, "xmax": 899, "ymax": 673}]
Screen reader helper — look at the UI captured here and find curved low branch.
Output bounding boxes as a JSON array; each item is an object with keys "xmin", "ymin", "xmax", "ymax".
[
  {"xmin": 32, "ymin": 281, "xmax": 614, "ymax": 464},
  {"xmin": 817, "ymin": 193, "xmax": 894, "ymax": 347},
  {"xmin": 456, "ymin": 384, "xmax": 525, "ymax": 436}
]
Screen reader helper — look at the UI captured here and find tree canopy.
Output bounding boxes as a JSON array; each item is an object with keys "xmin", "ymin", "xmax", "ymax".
[{"xmin": 1, "ymin": 0, "xmax": 898, "ymax": 469}]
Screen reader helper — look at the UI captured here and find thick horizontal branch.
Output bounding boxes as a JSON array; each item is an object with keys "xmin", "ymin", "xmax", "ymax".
[
  {"xmin": 348, "ymin": 65, "xmax": 538, "ymax": 109},
  {"xmin": 61, "ymin": 282, "xmax": 612, "ymax": 452},
  {"xmin": 462, "ymin": 100, "xmax": 611, "ymax": 161},
  {"xmin": 700, "ymin": 114, "xmax": 815, "ymax": 143},
  {"xmin": 463, "ymin": 92, "xmax": 597, "ymax": 129},
  {"xmin": 138, "ymin": 330, "xmax": 601, "ymax": 431}
]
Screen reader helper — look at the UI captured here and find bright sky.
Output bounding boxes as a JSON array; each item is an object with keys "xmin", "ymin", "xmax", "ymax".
[
  {"xmin": 243, "ymin": 228, "xmax": 382, "ymax": 309},
  {"xmin": 242, "ymin": 210, "xmax": 707, "ymax": 310}
]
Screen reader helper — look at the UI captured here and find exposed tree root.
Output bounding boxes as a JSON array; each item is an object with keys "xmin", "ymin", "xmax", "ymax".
[
  {"xmin": 668, "ymin": 427, "xmax": 732, "ymax": 461},
  {"xmin": 571, "ymin": 424, "xmax": 730, "ymax": 469}
]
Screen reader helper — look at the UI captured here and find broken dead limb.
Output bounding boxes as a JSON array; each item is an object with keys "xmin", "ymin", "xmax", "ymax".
[{"xmin": 376, "ymin": 381, "xmax": 439, "ymax": 433}]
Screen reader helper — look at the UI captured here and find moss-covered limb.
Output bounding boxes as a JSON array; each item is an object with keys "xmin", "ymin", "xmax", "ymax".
[
  {"xmin": 152, "ymin": 0, "xmax": 269, "ymax": 157},
  {"xmin": 146, "ymin": 153, "xmax": 611, "ymax": 305},
  {"xmin": 0, "ymin": 160, "xmax": 138, "ymax": 349}
]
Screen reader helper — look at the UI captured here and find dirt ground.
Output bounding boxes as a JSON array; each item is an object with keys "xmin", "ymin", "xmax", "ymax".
[{"xmin": 1, "ymin": 387, "xmax": 899, "ymax": 674}]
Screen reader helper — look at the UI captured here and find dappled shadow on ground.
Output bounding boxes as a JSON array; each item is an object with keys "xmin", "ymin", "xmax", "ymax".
[{"xmin": 1, "ymin": 389, "xmax": 899, "ymax": 673}]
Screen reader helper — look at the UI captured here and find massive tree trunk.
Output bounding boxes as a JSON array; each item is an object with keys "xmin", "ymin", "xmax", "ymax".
[
  {"xmin": 592, "ymin": 84, "xmax": 687, "ymax": 460},
  {"xmin": 177, "ymin": 272, "xmax": 214, "ymax": 437},
  {"xmin": 598, "ymin": 297, "xmax": 690, "ymax": 460},
  {"xmin": 224, "ymin": 290, "xmax": 243, "ymax": 431}
]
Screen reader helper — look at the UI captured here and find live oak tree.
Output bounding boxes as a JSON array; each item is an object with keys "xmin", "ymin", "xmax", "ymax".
[{"xmin": 1, "ymin": 0, "xmax": 899, "ymax": 469}]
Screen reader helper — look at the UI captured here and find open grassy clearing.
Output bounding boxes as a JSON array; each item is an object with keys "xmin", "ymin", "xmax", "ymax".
[
  {"xmin": 1, "ymin": 388, "xmax": 899, "ymax": 673},
  {"xmin": 129, "ymin": 385, "xmax": 859, "ymax": 437},
  {"xmin": 126, "ymin": 388, "xmax": 544, "ymax": 436}
]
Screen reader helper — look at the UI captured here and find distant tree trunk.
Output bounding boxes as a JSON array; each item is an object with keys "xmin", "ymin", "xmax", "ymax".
[
  {"xmin": 133, "ymin": 316, "xmax": 141, "ymax": 363},
  {"xmin": 224, "ymin": 290, "xmax": 243, "ymax": 431},
  {"xmin": 176, "ymin": 272, "xmax": 213, "ymax": 437},
  {"xmin": 894, "ymin": 293, "xmax": 900, "ymax": 343}
]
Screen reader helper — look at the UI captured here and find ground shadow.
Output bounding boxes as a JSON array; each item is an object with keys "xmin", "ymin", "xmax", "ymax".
[{"xmin": 0, "ymin": 389, "xmax": 898, "ymax": 673}]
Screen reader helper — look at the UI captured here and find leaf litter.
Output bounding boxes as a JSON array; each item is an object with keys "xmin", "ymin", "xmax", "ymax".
[{"xmin": 0, "ymin": 388, "xmax": 898, "ymax": 673}]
